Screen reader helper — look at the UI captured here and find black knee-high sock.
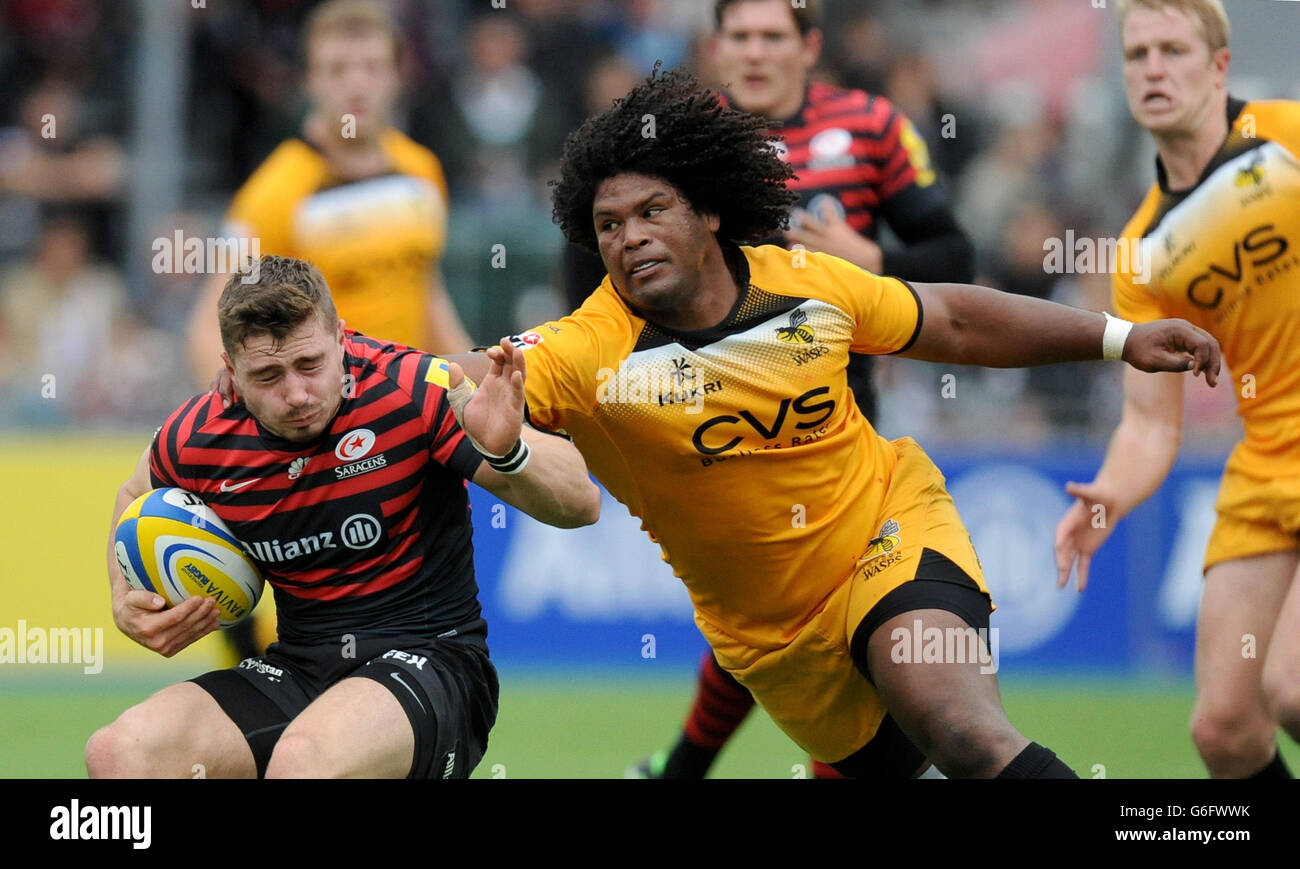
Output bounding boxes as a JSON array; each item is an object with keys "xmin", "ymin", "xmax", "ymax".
[
  {"xmin": 996, "ymin": 742, "xmax": 1079, "ymax": 778},
  {"xmin": 1249, "ymin": 750, "xmax": 1293, "ymax": 779}
]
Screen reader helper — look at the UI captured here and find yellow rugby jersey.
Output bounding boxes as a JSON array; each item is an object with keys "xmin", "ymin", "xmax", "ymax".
[
  {"xmin": 1114, "ymin": 99, "xmax": 1300, "ymax": 478},
  {"xmin": 222, "ymin": 129, "xmax": 449, "ymax": 350},
  {"xmin": 517, "ymin": 244, "xmax": 922, "ymax": 649}
]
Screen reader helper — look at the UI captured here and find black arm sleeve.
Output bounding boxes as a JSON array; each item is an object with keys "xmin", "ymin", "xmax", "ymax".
[{"xmin": 878, "ymin": 183, "xmax": 975, "ymax": 283}]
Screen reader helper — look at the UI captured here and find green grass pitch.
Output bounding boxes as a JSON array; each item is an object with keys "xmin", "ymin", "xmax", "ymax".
[{"xmin": 3, "ymin": 673, "xmax": 1297, "ymax": 778}]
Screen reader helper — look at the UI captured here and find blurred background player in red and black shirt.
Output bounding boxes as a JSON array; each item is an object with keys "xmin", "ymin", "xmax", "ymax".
[{"xmin": 605, "ymin": 0, "xmax": 974, "ymax": 780}]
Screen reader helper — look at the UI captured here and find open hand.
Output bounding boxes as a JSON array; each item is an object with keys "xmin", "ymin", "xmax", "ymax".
[{"xmin": 447, "ymin": 337, "xmax": 525, "ymax": 456}]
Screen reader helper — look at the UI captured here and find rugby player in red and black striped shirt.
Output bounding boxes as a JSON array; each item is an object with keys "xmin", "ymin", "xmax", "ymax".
[
  {"xmin": 87, "ymin": 255, "xmax": 599, "ymax": 779},
  {"xmin": 624, "ymin": 0, "xmax": 974, "ymax": 780}
]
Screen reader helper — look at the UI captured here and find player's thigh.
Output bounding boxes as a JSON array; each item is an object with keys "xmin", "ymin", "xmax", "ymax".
[
  {"xmin": 269, "ymin": 675, "xmax": 413, "ymax": 779},
  {"xmin": 862, "ymin": 605, "xmax": 1018, "ymax": 754},
  {"xmin": 269, "ymin": 642, "xmax": 498, "ymax": 779},
  {"xmin": 854, "ymin": 447, "xmax": 1012, "ymax": 739},
  {"xmin": 88, "ymin": 681, "xmax": 255, "ymax": 778},
  {"xmin": 1194, "ymin": 550, "xmax": 1298, "ymax": 721}
]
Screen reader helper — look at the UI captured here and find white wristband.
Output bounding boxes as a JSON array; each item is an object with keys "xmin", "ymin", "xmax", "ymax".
[
  {"xmin": 445, "ymin": 370, "xmax": 530, "ymax": 472},
  {"xmin": 1102, "ymin": 313, "xmax": 1133, "ymax": 361}
]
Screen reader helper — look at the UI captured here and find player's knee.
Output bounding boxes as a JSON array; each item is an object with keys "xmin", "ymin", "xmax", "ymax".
[
  {"xmin": 84, "ymin": 725, "xmax": 117, "ymax": 778},
  {"xmin": 266, "ymin": 730, "xmax": 331, "ymax": 778},
  {"xmin": 904, "ymin": 704, "xmax": 1008, "ymax": 778},
  {"xmin": 85, "ymin": 717, "xmax": 154, "ymax": 778},
  {"xmin": 1189, "ymin": 707, "xmax": 1273, "ymax": 774}
]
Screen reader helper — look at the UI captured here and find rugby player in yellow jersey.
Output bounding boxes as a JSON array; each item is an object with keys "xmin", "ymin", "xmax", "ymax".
[
  {"xmin": 447, "ymin": 67, "xmax": 1220, "ymax": 777},
  {"xmin": 188, "ymin": 0, "xmax": 473, "ymax": 664},
  {"xmin": 1055, "ymin": 0, "xmax": 1300, "ymax": 779},
  {"xmin": 187, "ymin": 0, "xmax": 471, "ymax": 382}
]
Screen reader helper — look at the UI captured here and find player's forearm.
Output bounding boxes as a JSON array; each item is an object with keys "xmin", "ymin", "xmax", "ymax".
[
  {"xmin": 911, "ymin": 283, "xmax": 1109, "ymax": 367},
  {"xmin": 1091, "ymin": 412, "xmax": 1182, "ymax": 521},
  {"xmin": 492, "ymin": 429, "xmax": 600, "ymax": 529}
]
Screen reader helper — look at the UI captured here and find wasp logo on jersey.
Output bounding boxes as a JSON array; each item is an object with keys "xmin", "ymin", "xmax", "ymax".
[
  {"xmin": 1236, "ymin": 153, "xmax": 1266, "ymax": 188},
  {"xmin": 775, "ymin": 309, "xmax": 815, "ymax": 344},
  {"xmin": 859, "ymin": 518, "xmax": 901, "ymax": 563},
  {"xmin": 857, "ymin": 519, "xmax": 904, "ymax": 580}
]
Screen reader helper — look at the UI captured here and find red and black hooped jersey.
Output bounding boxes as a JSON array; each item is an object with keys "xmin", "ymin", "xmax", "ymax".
[
  {"xmin": 149, "ymin": 331, "xmax": 485, "ymax": 644},
  {"xmin": 724, "ymin": 82, "xmax": 937, "ymax": 242}
]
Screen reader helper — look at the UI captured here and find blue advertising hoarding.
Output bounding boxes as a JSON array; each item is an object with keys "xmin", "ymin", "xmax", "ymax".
[{"xmin": 469, "ymin": 445, "xmax": 1230, "ymax": 675}]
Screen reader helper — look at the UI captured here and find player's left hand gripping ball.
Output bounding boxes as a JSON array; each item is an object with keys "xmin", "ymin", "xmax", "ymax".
[{"xmin": 114, "ymin": 488, "xmax": 264, "ymax": 627}]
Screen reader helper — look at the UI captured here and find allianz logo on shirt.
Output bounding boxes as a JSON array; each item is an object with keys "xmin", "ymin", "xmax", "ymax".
[{"xmin": 239, "ymin": 513, "xmax": 383, "ymax": 563}]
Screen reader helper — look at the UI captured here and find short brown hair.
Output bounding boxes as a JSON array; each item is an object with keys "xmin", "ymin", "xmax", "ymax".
[
  {"xmin": 303, "ymin": 0, "xmax": 401, "ymax": 66},
  {"xmin": 714, "ymin": 0, "xmax": 820, "ymax": 36},
  {"xmin": 218, "ymin": 256, "xmax": 338, "ymax": 360},
  {"xmin": 1116, "ymin": 0, "xmax": 1230, "ymax": 53}
]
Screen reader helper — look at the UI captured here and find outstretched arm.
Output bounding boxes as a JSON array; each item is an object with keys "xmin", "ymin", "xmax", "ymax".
[
  {"xmin": 1054, "ymin": 368, "xmax": 1185, "ymax": 591},
  {"xmin": 451, "ymin": 338, "xmax": 600, "ymax": 529},
  {"xmin": 900, "ymin": 282, "xmax": 1221, "ymax": 384}
]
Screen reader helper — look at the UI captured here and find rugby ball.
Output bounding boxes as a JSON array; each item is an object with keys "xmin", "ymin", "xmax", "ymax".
[{"xmin": 113, "ymin": 488, "xmax": 264, "ymax": 627}]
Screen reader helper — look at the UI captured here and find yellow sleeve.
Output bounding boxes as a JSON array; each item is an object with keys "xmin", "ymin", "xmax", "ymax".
[
  {"xmin": 810, "ymin": 252, "xmax": 922, "ymax": 354},
  {"xmin": 1112, "ymin": 266, "xmax": 1166, "ymax": 324},
  {"xmin": 513, "ymin": 311, "xmax": 608, "ymax": 433}
]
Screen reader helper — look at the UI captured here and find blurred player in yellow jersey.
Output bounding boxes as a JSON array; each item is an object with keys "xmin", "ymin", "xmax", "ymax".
[
  {"xmin": 448, "ymin": 67, "xmax": 1220, "ymax": 777},
  {"xmin": 188, "ymin": 0, "xmax": 471, "ymax": 377},
  {"xmin": 188, "ymin": 0, "xmax": 472, "ymax": 662},
  {"xmin": 1055, "ymin": 0, "xmax": 1300, "ymax": 778}
]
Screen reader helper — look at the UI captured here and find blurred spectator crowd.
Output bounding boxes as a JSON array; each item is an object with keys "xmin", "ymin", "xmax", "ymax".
[{"xmin": 0, "ymin": 0, "xmax": 1279, "ymax": 450}]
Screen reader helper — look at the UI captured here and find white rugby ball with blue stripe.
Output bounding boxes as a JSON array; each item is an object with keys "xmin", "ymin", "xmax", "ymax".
[{"xmin": 114, "ymin": 488, "xmax": 264, "ymax": 627}]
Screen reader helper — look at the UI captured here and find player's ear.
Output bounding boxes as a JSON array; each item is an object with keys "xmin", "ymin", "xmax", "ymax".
[
  {"xmin": 1211, "ymin": 46, "xmax": 1230, "ymax": 84},
  {"xmin": 803, "ymin": 27, "xmax": 823, "ymax": 67},
  {"xmin": 221, "ymin": 350, "xmax": 235, "ymax": 377},
  {"xmin": 706, "ymin": 31, "xmax": 720, "ymax": 60},
  {"xmin": 703, "ymin": 212, "xmax": 721, "ymax": 234}
]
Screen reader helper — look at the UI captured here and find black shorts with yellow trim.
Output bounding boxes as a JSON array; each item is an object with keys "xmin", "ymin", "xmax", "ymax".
[
  {"xmin": 190, "ymin": 624, "xmax": 498, "ymax": 779},
  {"xmin": 705, "ymin": 437, "xmax": 992, "ymax": 768}
]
